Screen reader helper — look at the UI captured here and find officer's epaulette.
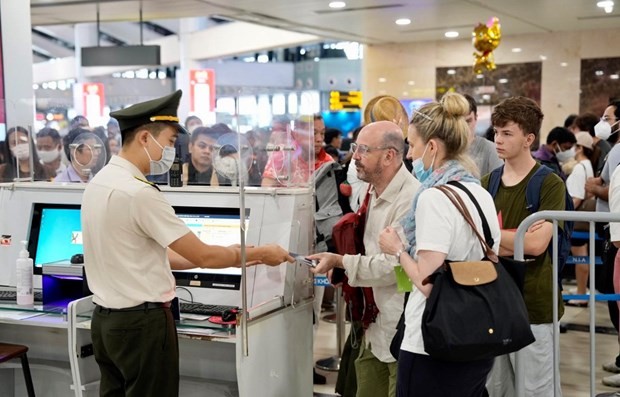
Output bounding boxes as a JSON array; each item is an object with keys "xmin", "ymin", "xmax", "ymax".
[{"xmin": 133, "ymin": 176, "xmax": 161, "ymax": 191}]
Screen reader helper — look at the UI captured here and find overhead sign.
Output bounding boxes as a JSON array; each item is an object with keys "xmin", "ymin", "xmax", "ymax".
[{"xmin": 329, "ymin": 90, "xmax": 362, "ymax": 111}]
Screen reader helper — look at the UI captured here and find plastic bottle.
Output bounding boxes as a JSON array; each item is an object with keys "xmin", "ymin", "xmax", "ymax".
[{"xmin": 16, "ymin": 240, "xmax": 34, "ymax": 305}]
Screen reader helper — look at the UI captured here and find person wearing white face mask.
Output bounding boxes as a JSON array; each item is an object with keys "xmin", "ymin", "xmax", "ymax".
[
  {"xmin": 583, "ymin": 100, "xmax": 620, "ymax": 384},
  {"xmin": 36, "ymin": 127, "xmax": 66, "ymax": 176},
  {"xmin": 531, "ymin": 126, "xmax": 577, "ymax": 180},
  {"xmin": 0, "ymin": 126, "xmax": 51, "ymax": 182},
  {"xmin": 81, "ymin": 90, "xmax": 294, "ymax": 397}
]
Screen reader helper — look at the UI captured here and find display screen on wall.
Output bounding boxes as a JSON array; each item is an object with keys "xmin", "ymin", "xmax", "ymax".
[
  {"xmin": 321, "ymin": 111, "xmax": 361, "ymax": 136},
  {"xmin": 436, "ymin": 62, "xmax": 542, "ymax": 133},
  {"xmin": 580, "ymin": 57, "xmax": 620, "ymax": 116},
  {"xmin": 400, "ymin": 98, "xmax": 434, "ymax": 118}
]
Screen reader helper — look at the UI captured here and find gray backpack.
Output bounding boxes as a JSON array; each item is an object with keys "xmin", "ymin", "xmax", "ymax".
[{"xmin": 313, "ymin": 161, "xmax": 352, "ymax": 253}]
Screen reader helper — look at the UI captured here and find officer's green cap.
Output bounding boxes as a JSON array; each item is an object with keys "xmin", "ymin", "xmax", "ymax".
[{"xmin": 110, "ymin": 90, "xmax": 186, "ymax": 139}]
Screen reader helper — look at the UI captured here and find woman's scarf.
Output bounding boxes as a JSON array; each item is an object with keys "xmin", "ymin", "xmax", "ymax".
[{"xmin": 401, "ymin": 160, "xmax": 480, "ymax": 256}]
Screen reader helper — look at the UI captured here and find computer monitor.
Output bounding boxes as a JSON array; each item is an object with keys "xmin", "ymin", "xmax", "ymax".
[
  {"xmin": 172, "ymin": 206, "xmax": 250, "ymax": 290},
  {"xmin": 27, "ymin": 203, "xmax": 83, "ymax": 275}
]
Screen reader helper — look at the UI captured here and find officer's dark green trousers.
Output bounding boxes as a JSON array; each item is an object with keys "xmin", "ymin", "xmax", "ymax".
[{"xmin": 92, "ymin": 305, "xmax": 179, "ymax": 397}]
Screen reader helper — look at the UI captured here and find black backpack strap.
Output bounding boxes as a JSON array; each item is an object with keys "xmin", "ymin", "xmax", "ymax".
[
  {"xmin": 447, "ymin": 181, "xmax": 494, "ymax": 249},
  {"xmin": 487, "ymin": 165, "xmax": 504, "ymax": 198}
]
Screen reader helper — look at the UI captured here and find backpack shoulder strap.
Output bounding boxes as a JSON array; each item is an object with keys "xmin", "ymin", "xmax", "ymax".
[
  {"xmin": 525, "ymin": 165, "xmax": 553, "ymax": 213},
  {"xmin": 487, "ymin": 165, "xmax": 504, "ymax": 198}
]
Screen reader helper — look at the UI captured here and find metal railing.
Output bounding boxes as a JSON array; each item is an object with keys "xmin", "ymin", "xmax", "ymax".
[{"xmin": 514, "ymin": 210, "xmax": 620, "ymax": 397}]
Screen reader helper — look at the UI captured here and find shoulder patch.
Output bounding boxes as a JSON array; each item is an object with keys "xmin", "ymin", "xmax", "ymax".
[{"xmin": 133, "ymin": 176, "xmax": 161, "ymax": 191}]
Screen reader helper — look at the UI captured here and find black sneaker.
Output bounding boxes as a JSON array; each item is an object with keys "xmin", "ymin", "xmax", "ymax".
[{"xmin": 313, "ymin": 369, "xmax": 327, "ymax": 385}]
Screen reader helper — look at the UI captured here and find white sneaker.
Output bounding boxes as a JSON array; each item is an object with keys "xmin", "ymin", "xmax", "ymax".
[
  {"xmin": 602, "ymin": 373, "xmax": 620, "ymax": 387},
  {"xmin": 603, "ymin": 361, "xmax": 620, "ymax": 374}
]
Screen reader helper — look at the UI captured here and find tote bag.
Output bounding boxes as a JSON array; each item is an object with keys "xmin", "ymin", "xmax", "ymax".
[{"xmin": 421, "ymin": 185, "xmax": 534, "ymax": 362}]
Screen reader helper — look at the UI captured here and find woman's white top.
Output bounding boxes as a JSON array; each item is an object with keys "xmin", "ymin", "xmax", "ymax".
[
  {"xmin": 401, "ymin": 182, "xmax": 501, "ymax": 355},
  {"xmin": 566, "ymin": 159, "xmax": 594, "ymax": 200}
]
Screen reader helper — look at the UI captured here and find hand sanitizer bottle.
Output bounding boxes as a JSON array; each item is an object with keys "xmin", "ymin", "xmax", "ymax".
[{"xmin": 16, "ymin": 240, "xmax": 33, "ymax": 305}]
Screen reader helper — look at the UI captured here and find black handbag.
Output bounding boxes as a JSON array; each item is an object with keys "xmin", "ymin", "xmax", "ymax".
[{"xmin": 421, "ymin": 184, "xmax": 534, "ymax": 362}]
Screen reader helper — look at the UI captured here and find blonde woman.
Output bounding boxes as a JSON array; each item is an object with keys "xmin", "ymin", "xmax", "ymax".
[{"xmin": 379, "ymin": 93, "xmax": 500, "ymax": 396}]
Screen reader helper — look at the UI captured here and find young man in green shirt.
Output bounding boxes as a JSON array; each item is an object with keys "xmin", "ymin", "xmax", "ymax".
[{"xmin": 482, "ymin": 96, "xmax": 566, "ymax": 397}]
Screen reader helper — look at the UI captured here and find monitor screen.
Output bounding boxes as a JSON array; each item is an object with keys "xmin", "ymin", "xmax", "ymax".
[
  {"xmin": 28, "ymin": 203, "xmax": 83, "ymax": 274},
  {"xmin": 172, "ymin": 206, "xmax": 249, "ymax": 290}
]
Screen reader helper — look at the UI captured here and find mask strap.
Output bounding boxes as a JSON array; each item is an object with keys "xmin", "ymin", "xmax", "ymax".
[{"xmin": 149, "ymin": 133, "xmax": 164, "ymax": 150}]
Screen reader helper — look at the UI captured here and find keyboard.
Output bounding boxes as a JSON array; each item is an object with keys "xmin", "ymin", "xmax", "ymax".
[
  {"xmin": 0, "ymin": 290, "xmax": 43, "ymax": 302},
  {"xmin": 179, "ymin": 302, "xmax": 236, "ymax": 316}
]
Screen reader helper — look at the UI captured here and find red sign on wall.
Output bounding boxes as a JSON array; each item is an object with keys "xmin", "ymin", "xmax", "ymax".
[
  {"xmin": 189, "ymin": 69, "xmax": 215, "ymax": 113},
  {"xmin": 82, "ymin": 83, "xmax": 105, "ymax": 119}
]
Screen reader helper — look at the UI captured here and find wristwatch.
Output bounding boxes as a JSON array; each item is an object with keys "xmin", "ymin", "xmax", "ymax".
[{"xmin": 395, "ymin": 249, "xmax": 404, "ymax": 263}]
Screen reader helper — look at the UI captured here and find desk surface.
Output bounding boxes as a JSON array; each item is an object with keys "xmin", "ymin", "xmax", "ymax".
[{"xmin": 0, "ymin": 302, "xmax": 235, "ymax": 339}]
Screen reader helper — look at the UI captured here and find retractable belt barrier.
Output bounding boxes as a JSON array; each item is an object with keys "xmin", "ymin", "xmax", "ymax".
[{"xmin": 514, "ymin": 211, "xmax": 620, "ymax": 397}]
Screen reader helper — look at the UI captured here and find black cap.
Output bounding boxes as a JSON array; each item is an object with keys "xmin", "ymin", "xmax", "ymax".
[{"xmin": 110, "ymin": 90, "xmax": 185, "ymax": 139}]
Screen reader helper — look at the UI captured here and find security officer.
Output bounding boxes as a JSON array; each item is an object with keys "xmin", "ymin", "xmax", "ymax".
[{"xmin": 81, "ymin": 90, "xmax": 293, "ymax": 397}]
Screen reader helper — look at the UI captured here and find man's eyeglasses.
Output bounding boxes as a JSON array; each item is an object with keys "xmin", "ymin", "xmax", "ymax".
[
  {"xmin": 350, "ymin": 143, "xmax": 398, "ymax": 156},
  {"xmin": 602, "ymin": 116, "xmax": 619, "ymax": 123}
]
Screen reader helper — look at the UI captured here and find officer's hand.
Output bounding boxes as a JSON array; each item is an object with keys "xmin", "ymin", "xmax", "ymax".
[{"xmin": 260, "ymin": 245, "xmax": 294, "ymax": 266}]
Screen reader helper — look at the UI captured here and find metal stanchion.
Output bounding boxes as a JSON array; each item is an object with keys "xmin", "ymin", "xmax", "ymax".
[
  {"xmin": 315, "ymin": 286, "xmax": 346, "ymax": 371},
  {"xmin": 322, "ymin": 298, "xmax": 351, "ymax": 325}
]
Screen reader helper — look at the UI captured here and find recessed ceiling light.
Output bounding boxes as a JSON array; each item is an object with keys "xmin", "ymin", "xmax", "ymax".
[
  {"xmin": 447, "ymin": 69, "xmax": 456, "ymax": 75},
  {"xmin": 597, "ymin": 0, "xmax": 614, "ymax": 13},
  {"xmin": 539, "ymin": 55, "xmax": 547, "ymax": 61},
  {"xmin": 314, "ymin": 57, "xmax": 320, "ymax": 62},
  {"xmin": 445, "ymin": 31, "xmax": 459, "ymax": 38},
  {"xmin": 378, "ymin": 77, "xmax": 387, "ymax": 83},
  {"xmin": 596, "ymin": 70, "xmax": 605, "ymax": 76},
  {"xmin": 611, "ymin": 74, "xmax": 620, "ymax": 80},
  {"xmin": 560, "ymin": 62, "xmax": 568, "ymax": 67},
  {"xmin": 408, "ymin": 80, "xmax": 415, "ymax": 86},
  {"xmin": 499, "ymin": 78, "xmax": 509, "ymax": 84},
  {"xmin": 402, "ymin": 91, "xmax": 409, "ymax": 96},
  {"xmin": 511, "ymin": 48, "xmax": 522, "ymax": 53},
  {"xmin": 329, "ymin": 1, "xmax": 346, "ymax": 8},
  {"xmin": 395, "ymin": 18, "xmax": 411, "ymax": 26}
]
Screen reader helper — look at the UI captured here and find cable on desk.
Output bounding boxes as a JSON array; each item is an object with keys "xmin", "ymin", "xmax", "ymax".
[{"xmin": 175, "ymin": 286, "xmax": 194, "ymax": 303}]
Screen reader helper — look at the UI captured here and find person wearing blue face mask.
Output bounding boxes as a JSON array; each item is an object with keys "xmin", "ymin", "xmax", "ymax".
[
  {"xmin": 81, "ymin": 90, "xmax": 293, "ymax": 397},
  {"xmin": 378, "ymin": 93, "xmax": 501, "ymax": 396}
]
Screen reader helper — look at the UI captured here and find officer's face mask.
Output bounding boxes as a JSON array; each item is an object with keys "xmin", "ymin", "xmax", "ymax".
[{"xmin": 144, "ymin": 133, "xmax": 176, "ymax": 175}]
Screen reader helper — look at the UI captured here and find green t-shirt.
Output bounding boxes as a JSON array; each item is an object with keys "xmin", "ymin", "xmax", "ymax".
[{"xmin": 481, "ymin": 163, "xmax": 566, "ymax": 324}]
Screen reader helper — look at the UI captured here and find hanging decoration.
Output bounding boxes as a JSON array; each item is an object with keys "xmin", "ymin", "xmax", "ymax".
[{"xmin": 472, "ymin": 17, "xmax": 501, "ymax": 74}]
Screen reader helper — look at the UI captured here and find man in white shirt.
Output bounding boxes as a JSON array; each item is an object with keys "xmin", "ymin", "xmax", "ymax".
[
  {"xmin": 82, "ymin": 90, "xmax": 292, "ymax": 397},
  {"xmin": 309, "ymin": 121, "xmax": 421, "ymax": 397}
]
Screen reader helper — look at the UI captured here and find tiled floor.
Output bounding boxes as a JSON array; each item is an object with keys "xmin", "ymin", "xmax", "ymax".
[{"xmin": 313, "ymin": 294, "xmax": 620, "ymax": 397}]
